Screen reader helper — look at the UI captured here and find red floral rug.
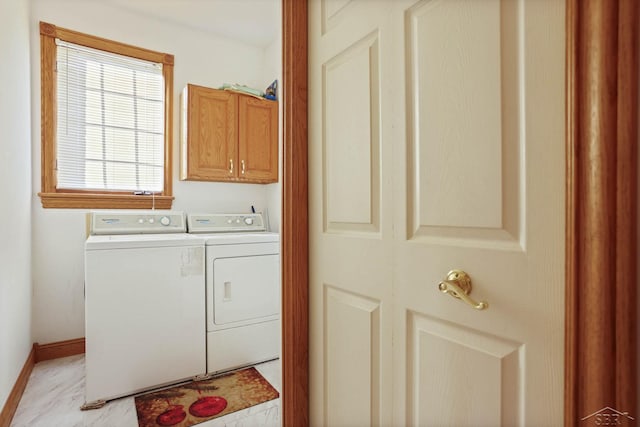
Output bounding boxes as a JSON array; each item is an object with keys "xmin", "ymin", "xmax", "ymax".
[{"xmin": 134, "ymin": 367, "xmax": 279, "ymax": 427}]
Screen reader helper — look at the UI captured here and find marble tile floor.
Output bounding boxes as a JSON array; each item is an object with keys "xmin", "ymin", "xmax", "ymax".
[{"xmin": 10, "ymin": 355, "xmax": 281, "ymax": 427}]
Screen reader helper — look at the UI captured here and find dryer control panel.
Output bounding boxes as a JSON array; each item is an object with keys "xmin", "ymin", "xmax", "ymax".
[{"xmin": 187, "ymin": 213, "xmax": 266, "ymax": 233}]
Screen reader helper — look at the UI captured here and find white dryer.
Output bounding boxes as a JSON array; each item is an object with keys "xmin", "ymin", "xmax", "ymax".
[{"xmin": 188, "ymin": 213, "xmax": 280, "ymax": 374}]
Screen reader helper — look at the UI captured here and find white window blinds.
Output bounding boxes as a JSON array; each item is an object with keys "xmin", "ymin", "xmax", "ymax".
[{"xmin": 55, "ymin": 39, "xmax": 165, "ymax": 192}]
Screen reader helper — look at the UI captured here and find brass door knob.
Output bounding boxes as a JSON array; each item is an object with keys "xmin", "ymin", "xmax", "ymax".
[{"xmin": 438, "ymin": 270, "xmax": 488, "ymax": 310}]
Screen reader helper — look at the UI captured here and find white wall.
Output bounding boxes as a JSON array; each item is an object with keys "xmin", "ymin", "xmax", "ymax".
[
  {"xmin": 29, "ymin": 0, "xmax": 281, "ymax": 343},
  {"xmin": 263, "ymin": 33, "xmax": 283, "ymax": 232},
  {"xmin": 0, "ymin": 0, "xmax": 33, "ymax": 410}
]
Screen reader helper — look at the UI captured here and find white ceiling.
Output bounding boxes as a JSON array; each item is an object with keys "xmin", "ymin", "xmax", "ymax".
[{"xmin": 104, "ymin": 0, "xmax": 280, "ymax": 48}]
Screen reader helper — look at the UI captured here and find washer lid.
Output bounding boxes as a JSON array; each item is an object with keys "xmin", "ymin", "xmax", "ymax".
[{"xmin": 85, "ymin": 233, "xmax": 204, "ymax": 250}]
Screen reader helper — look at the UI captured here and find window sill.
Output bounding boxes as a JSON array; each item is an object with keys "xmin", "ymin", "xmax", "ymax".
[{"xmin": 38, "ymin": 192, "xmax": 174, "ymax": 209}]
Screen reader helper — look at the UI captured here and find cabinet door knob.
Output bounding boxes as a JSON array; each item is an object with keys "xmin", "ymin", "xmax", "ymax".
[
  {"xmin": 229, "ymin": 159, "xmax": 234, "ymax": 174},
  {"xmin": 241, "ymin": 160, "xmax": 246, "ymax": 175}
]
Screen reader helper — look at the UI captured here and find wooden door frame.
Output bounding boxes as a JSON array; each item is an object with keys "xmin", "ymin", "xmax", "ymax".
[
  {"xmin": 281, "ymin": 1, "xmax": 638, "ymax": 426},
  {"xmin": 565, "ymin": 0, "xmax": 638, "ymax": 425},
  {"xmin": 281, "ymin": 1, "xmax": 309, "ymax": 426}
]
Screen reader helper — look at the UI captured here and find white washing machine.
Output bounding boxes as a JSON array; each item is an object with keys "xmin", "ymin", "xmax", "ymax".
[
  {"xmin": 187, "ymin": 213, "xmax": 280, "ymax": 374},
  {"xmin": 84, "ymin": 211, "xmax": 206, "ymax": 407}
]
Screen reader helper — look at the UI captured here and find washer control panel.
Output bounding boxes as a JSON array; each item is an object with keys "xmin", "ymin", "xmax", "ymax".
[
  {"xmin": 90, "ymin": 211, "xmax": 186, "ymax": 235},
  {"xmin": 187, "ymin": 213, "xmax": 266, "ymax": 233}
]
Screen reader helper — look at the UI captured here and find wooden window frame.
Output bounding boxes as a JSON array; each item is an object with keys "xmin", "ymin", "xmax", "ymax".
[{"xmin": 38, "ymin": 22, "xmax": 174, "ymax": 209}]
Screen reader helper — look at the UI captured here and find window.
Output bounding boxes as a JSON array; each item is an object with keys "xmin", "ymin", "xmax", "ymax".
[{"xmin": 39, "ymin": 22, "xmax": 174, "ymax": 209}]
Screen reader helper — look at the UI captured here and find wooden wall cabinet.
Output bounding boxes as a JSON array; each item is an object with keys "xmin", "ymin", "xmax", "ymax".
[{"xmin": 180, "ymin": 84, "xmax": 278, "ymax": 183}]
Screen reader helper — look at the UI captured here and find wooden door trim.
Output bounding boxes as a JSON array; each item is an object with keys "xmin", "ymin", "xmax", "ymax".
[
  {"xmin": 282, "ymin": 0, "xmax": 309, "ymax": 426},
  {"xmin": 565, "ymin": 0, "xmax": 638, "ymax": 425}
]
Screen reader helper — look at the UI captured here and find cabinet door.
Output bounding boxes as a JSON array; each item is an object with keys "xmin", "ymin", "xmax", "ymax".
[
  {"xmin": 238, "ymin": 96, "xmax": 278, "ymax": 183},
  {"xmin": 181, "ymin": 85, "xmax": 237, "ymax": 181}
]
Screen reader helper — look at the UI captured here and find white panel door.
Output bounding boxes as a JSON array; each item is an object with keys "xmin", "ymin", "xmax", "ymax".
[{"xmin": 309, "ymin": 0, "xmax": 565, "ymax": 426}]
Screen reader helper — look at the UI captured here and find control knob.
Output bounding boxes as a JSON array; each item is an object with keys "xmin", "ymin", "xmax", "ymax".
[
  {"xmin": 160, "ymin": 216, "xmax": 171, "ymax": 226},
  {"xmin": 244, "ymin": 217, "xmax": 254, "ymax": 225}
]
